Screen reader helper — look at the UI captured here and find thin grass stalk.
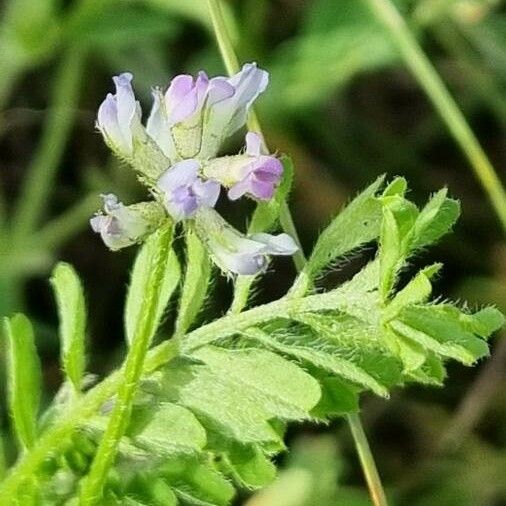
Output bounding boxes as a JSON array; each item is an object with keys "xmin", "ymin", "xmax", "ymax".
[{"xmin": 365, "ymin": 0, "xmax": 506, "ymax": 231}]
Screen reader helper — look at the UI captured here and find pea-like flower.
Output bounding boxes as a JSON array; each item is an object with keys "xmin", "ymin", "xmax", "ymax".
[
  {"xmin": 97, "ymin": 73, "xmax": 144, "ymax": 157},
  {"xmin": 200, "ymin": 63, "xmax": 269, "ymax": 159},
  {"xmin": 203, "ymin": 132, "xmax": 283, "ymax": 201},
  {"xmin": 93, "ymin": 66, "xmax": 299, "ymax": 277},
  {"xmin": 194, "ymin": 208, "xmax": 298, "ymax": 275},
  {"xmin": 90, "ymin": 194, "xmax": 164, "ymax": 251},
  {"xmin": 146, "ymin": 63, "xmax": 268, "ymax": 161},
  {"xmin": 147, "ymin": 72, "xmax": 210, "ymax": 161},
  {"xmin": 157, "ymin": 160, "xmax": 220, "ymax": 221}
]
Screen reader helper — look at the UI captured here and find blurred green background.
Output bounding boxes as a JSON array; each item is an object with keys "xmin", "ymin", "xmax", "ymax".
[{"xmin": 0, "ymin": 0, "xmax": 505, "ymax": 504}]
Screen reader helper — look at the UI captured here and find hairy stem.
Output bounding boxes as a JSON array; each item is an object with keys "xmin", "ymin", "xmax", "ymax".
[
  {"xmin": 347, "ymin": 413, "xmax": 389, "ymax": 506},
  {"xmin": 365, "ymin": 0, "xmax": 506, "ymax": 232},
  {"xmin": 78, "ymin": 225, "xmax": 173, "ymax": 505},
  {"xmin": 206, "ymin": 0, "xmax": 384, "ymax": 502},
  {"xmin": 11, "ymin": 46, "xmax": 86, "ymax": 244}
]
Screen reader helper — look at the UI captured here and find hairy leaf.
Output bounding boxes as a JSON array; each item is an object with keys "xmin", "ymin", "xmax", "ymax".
[
  {"xmin": 161, "ymin": 347, "xmax": 320, "ymax": 447},
  {"xmin": 4, "ymin": 314, "xmax": 42, "ymax": 449},
  {"xmin": 245, "ymin": 327, "xmax": 389, "ymax": 397},
  {"xmin": 391, "ymin": 305, "xmax": 491, "ymax": 365},
  {"xmin": 292, "ymin": 176, "xmax": 383, "ymax": 296},
  {"xmin": 125, "ymin": 230, "xmax": 180, "ymax": 345},
  {"xmin": 50, "ymin": 262, "xmax": 87, "ymax": 393},
  {"xmin": 132, "ymin": 403, "xmax": 207, "ymax": 458},
  {"xmin": 175, "ymin": 230, "xmax": 211, "ymax": 337}
]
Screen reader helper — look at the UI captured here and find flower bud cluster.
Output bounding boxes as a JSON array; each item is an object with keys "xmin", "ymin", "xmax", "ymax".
[{"xmin": 91, "ymin": 64, "xmax": 297, "ymax": 275}]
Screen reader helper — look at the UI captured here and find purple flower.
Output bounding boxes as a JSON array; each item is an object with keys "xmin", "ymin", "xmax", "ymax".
[
  {"xmin": 194, "ymin": 208, "xmax": 298, "ymax": 275},
  {"xmin": 165, "ymin": 72, "xmax": 209, "ymax": 125},
  {"xmin": 157, "ymin": 160, "xmax": 220, "ymax": 221},
  {"xmin": 202, "ymin": 132, "xmax": 283, "ymax": 201},
  {"xmin": 90, "ymin": 194, "xmax": 162, "ymax": 251},
  {"xmin": 97, "ymin": 73, "xmax": 143, "ymax": 156},
  {"xmin": 228, "ymin": 132, "xmax": 283, "ymax": 200},
  {"xmin": 147, "ymin": 73, "xmax": 210, "ymax": 160},
  {"xmin": 201, "ymin": 63, "xmax": 269, "ymax": 158},
  {"xmin": 146, "ymin": 63, "xmax": 269, "ymax": 160}
]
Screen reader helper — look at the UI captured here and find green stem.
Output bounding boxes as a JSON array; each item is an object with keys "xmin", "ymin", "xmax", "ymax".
[
  {"xmin": 365, "ymin": 0, "xmax": 506, "ymax": 232},
  {"xmin": 206, "ymin": 1, "xmax": 383, "ymax": 503},
  {"xmin": 11, "ymin": 46, "xmax": 86, "ymax": 244},
  {"xmin": 78, "ymin": 225, "xmax": 173, "ymax": 505},
  {"xmin": 435, "ymin": 23, "xmax": 506, "ymax": 127},
  {"xmin": 347, "ymin": 413, "xmax": 389, "ymax": 506}
]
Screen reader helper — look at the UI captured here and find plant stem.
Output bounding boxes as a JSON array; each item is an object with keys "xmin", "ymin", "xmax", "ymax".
[
  {"xmin": 78, "ymin": 225, "xmax": 173, "ymax": 505},
  {"xmin": 11, "ymin": 45, "xmax": 86, "ymax": 244},
  {"xmin": 347, "ymin": 413, "xmax": 389, "ymax": 506},
  {"xmin": 365, "ymin": 0, "xmax": 506, "ymax": 232},
  {"xmin": 206, "ymin": 1, "xmax": 385, "ymax": 503}
]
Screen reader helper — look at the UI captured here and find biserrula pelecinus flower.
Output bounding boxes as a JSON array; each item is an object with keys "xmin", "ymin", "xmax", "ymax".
[
  {"xmin": 193, "ymin": 207, "xmax": 298, "ymax": 275},
  {"xmin": 90, "ymin": 194, "xmax": 165, "ymax": 251},
  {"xmin": 198, "ymin": 63, "xmax": 269, "ymax": 159},
  {"xmin": 157, "ymin": 160, "xmax": 220, "ymax": 221},
  {"xmin": 203, "ymin": 132, "xmax": 283, "ymax": 201},
  {"xmin": 146, "ymin": 63, "xmax": 268, "ymax": 161},
  {"xmin": 96, "ymin": 73, "xmax": 143, "ymax": 157},
  {"xmin": 97, "ymin": 73, "xmax": 170, "ymax": 180},
  {"xmin": 93, "ymin": 65, "xmax": 298, "ymax": 275}
]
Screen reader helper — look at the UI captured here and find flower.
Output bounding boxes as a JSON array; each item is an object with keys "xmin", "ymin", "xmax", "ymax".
[
  {"xmin": 97, "ymin": 73, "xmax": 143, "ymax": 157},
  {"xmin": 90, "ymin": 194, "xmax": 164, "ymax": 250},
  {"xmin": 147, "ymin": 72, "xmax": 210, "ymax": 161},
  {"xmin": 157, "ymin": 160, "xmax": 220, "ymax": 221},
  {"xmin": 194, "ymin": 208, "xmax": 298, "ymax": 275},
  {"xmin": 199, "ymin": 63, "xmax": 269, "ymax": 158},
  {"xmin": 146, "ymin": 63, "xmax": 269, "ymax": 161},
  {"xmin": 203, "ymin": 132, "xmax": 283, "ymax": 201}
]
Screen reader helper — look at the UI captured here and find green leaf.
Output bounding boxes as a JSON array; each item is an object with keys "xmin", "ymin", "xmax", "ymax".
[
  {"xmin": 4, "ymin": 314, "xmax": 42, "ymax": 449},
  {"xmin": 391, "ymin": 305, "xmax": 491, "ymax": 365},
  {"xmin": 311, "ymin": 377, "xmax": 360, "ymax": 418},
  {"xmin": 162, "ymin": 347, "xmax": 320, "ymax": 447},
  {"xmin": 411, "ymin": 189, "xmax": 460, "ymax": 250},
  {"xmin": 378, "ymin": 195, "xmax": 419, "ymax": 300},
  {"xmin": 245, "ymin": 327, "xmax": 388, "ymax": 397},
  {"xmin": 405, "ymin": 352, "xmax": 446, "ymax": 386},
  {"xmin": 161, "ymin": 457, "xmax": 235, "ymax": 506},
  {"xmin": 303, "ymin": 176, "xmax": 384, "ymax": 281},
  {"xmin": 125, "ymin": 230, "xmax": 180, "ymax": 346},
  {"xmin": 384, "ymin": 263, "xmax": 442, "ymax": 321},
  {"xmin": 381, "ymin": 176, "xmax": 407, "ymax": 197},
  {"xmin": 175, "ymin": 229, "xmax": 211, "ymax": 337},
  {"xmin": 50, "ymin": 262, "xmax": 86, "ymax": 393},
  {"xmin": 388, "ymin": 327, "xmax": 427, "ymax": 372},
  {"xmin": 459, "ymin": 306, "xmax": 504, "ymax": 338},
  {"xmin": 132, "ymin": 403, "xmax": 207, "ymax": 458},
  {"xmin": 223, "ymin": 444, "xmax": 276, "ymax": 489}
]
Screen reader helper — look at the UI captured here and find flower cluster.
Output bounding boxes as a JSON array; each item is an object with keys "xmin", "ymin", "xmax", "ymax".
[{"xmin": 91, "ymin": 64, "xmax": 297, "ymax": 275}]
